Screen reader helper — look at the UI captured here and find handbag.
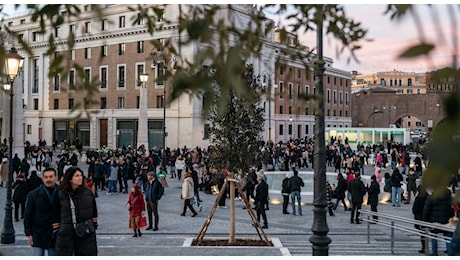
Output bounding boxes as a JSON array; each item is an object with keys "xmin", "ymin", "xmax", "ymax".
[
  {"xmin": 69, "ymin": 194, "xmax": 95, "ymax": 238},
  {"xmin": 138, "ymin": 214, "xmax": 147, "ymax": 229}
]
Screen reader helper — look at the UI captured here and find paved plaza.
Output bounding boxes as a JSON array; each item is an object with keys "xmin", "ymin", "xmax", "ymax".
[{"xmin": 0, "ymin": 158, "xmax": 446, "ymax": 256}]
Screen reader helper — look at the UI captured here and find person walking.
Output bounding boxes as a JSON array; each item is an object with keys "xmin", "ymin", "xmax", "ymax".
[
  {"xmin": 326, "ymin": 180, "xmax": 335, "ymax": 217},
  {"xmin": 288, "ymin": 169, "xmax": 304, "ymax": 216},
  {"xmin": 175, "ymin": 154, "xmax": 185, "ymax": 181},
  {"xmin": 126, "ymin": 183, "xmax": 146, "ymax": 237},
  {"xmin": 348, "ymin": 172, "xmax": 366, "ymax": 224},
  {"xmin": 333, "ymin": 173, "xmax": 349, "ymax": 211},
  {"xmin": 281, "ymin": 172, "xmax": 292, "ymax": 214},
  {"xmin": 24, "ymin": 167, "xmax": 60, "ymax": 256},
  {"xmin": 144, "ymin": 171, "xmax": 162, "ymax": 231},
  {"xmin": 180, "ymin": 171, "xmax": 198, "ymax": 217},
  {"xmin": 255, "ymin": 171, "xmax": 269, "ymax": 228},
  {"xmin": 26, "ymin": 170, "xmax": 43, "ymax": 192},
  {"xmin": 412, "ymin": 185, "xmax": 428, "ymax": 254},
  {"xmin": 13, "ymin": 173, "xmax": 29, "ymax": 221},
  {"xmin": 106, "ymin": 158, "xmax": 119, "ymax": 195},
  {"xmin": 366, "ymin": 175, "xmax": 380, "ymax": 222},
  {"xmin": 405, "ymin": 167, "xmax": 417, "ymax": 204},
  {"xmin": 0, "ymin": 157, "xmax": 8, "ymax": 188},
  {"xmin": 423, "ymin": 188, "xmax": 455, "ymax": 256},
  {"xmin": 390, "ymin": 168, "xmax": 403, "ymax": 207},
  {"xmin": 52, "ymin": 167, "xmax": 98, "ymax": 256}
]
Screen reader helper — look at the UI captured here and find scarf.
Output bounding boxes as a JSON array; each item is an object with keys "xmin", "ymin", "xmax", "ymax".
[{"xmin": 41, "ymin": 184, "xmax": 58, "ymax": 204}]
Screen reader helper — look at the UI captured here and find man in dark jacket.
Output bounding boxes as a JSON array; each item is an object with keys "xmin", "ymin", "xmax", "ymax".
[
  {"xmin": 348, "ymin": 172, "xmax": 366, "ymax": 224},
  {"xmin": 423, "ymin": 188, "xmax": 454, "ymax": 256},
  {"xmin": 145, "ymin": 171, "xmax": 163, "ymax": 231},
  {"xmin": 390, "ymin": 168, "xmax": 403, "ymax": 207},
  {"xmin": 281, "ymin": 172, "xmax": 292, "ymax": 214},
  {"xmin": 27, "ymin": 170, "xmax": 43, "ymax": 192},
  {"xmin": 288, "ymin": 169, "xmax": 305, "ymax": 216},
  {"xmin": 255, "ymin": 172, "xmax": 269, "ymax": 229},
  {"xmin": 24, "ymin": 167, "xmax": 59, "ymax": 256}
]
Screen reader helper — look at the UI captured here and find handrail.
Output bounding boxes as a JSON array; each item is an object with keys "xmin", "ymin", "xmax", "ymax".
[{"xmin": 359, "ymin": 209, "xmax": 456, "ymax": 255}]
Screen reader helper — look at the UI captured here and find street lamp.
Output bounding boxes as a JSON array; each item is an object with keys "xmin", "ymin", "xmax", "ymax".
[
  {"xmin": 289, "ymin": 116, "xmax": 293, "ymax": 142},
  {"xmin": 1, "ymin": 47, "xmax": 24, "ymax": 244},
  {"xmin": 137, "ymin": 73, "xmax": 149, "ymax": 150}
]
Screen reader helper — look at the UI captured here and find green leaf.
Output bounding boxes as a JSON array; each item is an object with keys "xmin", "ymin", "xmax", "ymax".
[{"xmin": 398, "ymin": 43, "xmax": 435, "ymax": 58}]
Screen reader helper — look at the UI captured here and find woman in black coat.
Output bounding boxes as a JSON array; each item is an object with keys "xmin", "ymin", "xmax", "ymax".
[
  {"xmin": 412, "ymin": 186, "xmax": 428, "ymax": 254},
  {"xmin": 13, "ymin": 173, "xmax": 29, "ymax": 221},
  {"xmin": 333, "ymin": 173, "xmax": 349, "ymax": 211},
  {"xmin": 366, "ymin": 175, "xmax": 380, "ymax": 221},
  {"xmin": 53, "ymin": 167, "xmax": 98, "ymax": 256}
]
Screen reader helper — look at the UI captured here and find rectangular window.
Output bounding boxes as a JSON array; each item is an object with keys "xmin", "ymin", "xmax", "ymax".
[
  {"xmin": 288, "ymin": 124, "xmax": 292, "ymax": 135},
  {"xmin": 54, "ymin": 75, "xmax": 60, "ymax": 91},
  {"xmin": 69, "ymin": 69, "xmax": 75, "ymax": 85},
  {"xmin": 85, "ymin": 21, "xmax": 91, "ymax": 33},
  {"xmin": 119, "ymin": 16, "xmax": 125, "ymax": 28},
  {"xmin": 118, "ymin": 97, "xmax": 124, "ymax": 109},
  {"xmin": 297, "ymin": 69, "xmax": 301, "ymax": 79},
  {"xmin": 53, "ymin": 99, "xmax": 59, "ymax": 110},
  {"xmin": 102, "ymin": 19, "xmax": 108, "ymax": 31},
  {"xmin": 69, "ymin": 98, "xmax": 74, "ymax": 109},
  {"xmin": 32, "ymin": 31, "xmax": 39, "ymax": 41},
  {"xmin": 345, "ymin": 92, "xmax": 349, "ymax": 105},
  {"xmin": 327, "ymin": 89, "xmax": 331, "ymax": 103},
  {"xmin": 333, "ymin": 90, "xmax": 337, "ymax": 104},
  {"xmin": 288, "ymin": 83, "xmax": 293, "ymax": 99},
  {"xmin": 70, "ymin": 24, "xmax": 76, "ymax": 35},
  {"xmin": 27, "ymin": 125, "xmax": 32, "ymax": 134},
  {"xmin": 297, "ymin": 84, "xmax": 301, "ymax": 98},
  {"xmin": 305, "ymin": 85, "xmax": 309, "ymax": 94},
  {"xmin": 33, "ymin": 99, "xmax": 39, "ymax": 110},
  {"xmin": 100, "ymin": 97, "xmax": 107, "ymax": 109},
  {"xmin": 339, "ymin": 91, "xmax": 343, "ymax": 105},
  {"xmin": 279, "ymin": 106, "xmax": 283, "ymax": 114},
  {"xmin": 156, "ymin": 95, "xmax": 164, "ymax": 108},
  {"xmin": 20, "ymin": 19, "xmax": 25, "ymax": 24},
  {"xmin": 118, "ymin": 65, "xmax": 125, "ymax": 88},
  {"xmin": 136, "ymin": 64, "xmax": 145, "ymax": 87},
  {"xmin": 279, "ymin": 124, "xmax": 284, "ymax": 135},
  {"xmin": 306, "ymin": 125, "xmax": 309, "ymax": 135},
  {"xmin": 101, "ymin": 45, "xmax": 107, "ymax": 57},
  {"xmin": 55, "ymin": 27, "xmax": 59, "ymax": 38},
  {"xmin": 156, "ymin": 62, "xmax": 165, "ymax": 86},
  {"xmin": 84, "ymin": 68, "xmax": 91, "ymax": 83},
  {"xmin": 119, "ymin": 43, "xmax": 125, "ymax": 55},
  {"xmin": 84, "ymin": 48, "xmax": 91, "ymax": 59},
  {"xmin": 32, "ymin": 59, "xmax": 39, "ymax": 93},
  {"xmin": 137, "ymin": 41, "xmax": 144, "ymax": 53},
  {"xmin": 100, "ymin": 67, "xmax": 107, "ymax": 89},
  {"xmin": 136, "ymin": 96, "xmax": 140, "ymax": 108},
  {"xmin": 279, "ymin": 81, "xmax": 284, "ymax": 98},
  {"xmin": 137, "ymin": 13, "xmax": 145, "ymax": 25}
]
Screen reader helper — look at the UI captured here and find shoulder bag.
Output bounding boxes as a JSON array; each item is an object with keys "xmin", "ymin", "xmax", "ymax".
[{"xmin": 69, "ymin": 194, "xmax": 95, "ymax": 238}]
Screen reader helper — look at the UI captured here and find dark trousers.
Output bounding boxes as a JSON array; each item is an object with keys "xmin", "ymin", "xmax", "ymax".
[
  {"xmin": 147, "ymin": 200, "xmax": 159, "ymax": 229},
  {"xmin": 282, "ymin": 194, "xmax": 289, "ymax": 213},
  {"xmin": 14, "ymin": 201, "xmax": 25, "ymax": 220},
  {"xmin": 182, "ymin": 198, "xmax": 197, "ymax": 215},
  {"xmin": 370, "ymin": 204, "xmax": 378, "ymax": 220},
  {"xmin": 177, "ymin": 169, "xmax": 182, "ymax": 180},
  {"xmin": 351, "ymin": 202, "xmax": 362, "ymax": 222},
  {"xmin": 256, "ymin": 201, "xmax": 267, "ymax": 226}
]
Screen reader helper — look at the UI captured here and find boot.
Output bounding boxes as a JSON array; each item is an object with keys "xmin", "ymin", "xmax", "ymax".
[
  {"xmin": 132, "ymin": 230, "xmax": 138, "ymax": 237},
  {"xmin": 137, "ymin": 229, "xmax": 142, "ymax": 237}
]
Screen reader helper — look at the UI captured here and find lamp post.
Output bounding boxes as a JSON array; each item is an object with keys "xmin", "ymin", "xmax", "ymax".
[
  {"xmin": 1, "ymin": 47, "xmax": 24, "ymax": 244},
  {"xmin": 309, "ymin": 6, "xmax": 331, "ymax": 255},
  {"xmin": 162, "ymin": 81, "xmax": 166, "ymax": 168},
  {"xmin": 289, "ymin": 116, "xmax": 293, "ymax": 142},
  {"xmin": 137, "ymin": 74, "xmax": 149, "ymax": 150}
]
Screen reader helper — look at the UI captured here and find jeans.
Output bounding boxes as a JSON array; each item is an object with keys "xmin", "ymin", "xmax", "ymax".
[
  {"xmin": 33, "ymin": 247, "xmax": 55, "ymax": 256},
  {"xmin": 391, "ymin": 161, "xmax": 396, "ymax": 169},
  {"xmin": 290, "ymin": 191, "xmax": 302, "ymax": 215},
  {"xmin": 391, "ymin": 186, "xmax": 402, "ymax": 206},
  {"xmin": 402, "ymin": 164, "xmax": 408, "ymax": 174},
  {"xmin": 333, "ymin": 198, "xmax": 348, "ymax": 211},
  {"xmin": 108, "ymin": 180, "xmax": 118, "ymax": 193},
  {"xmin": 431, "ymin": 230, "xmax": 452, "ymax": 255}
]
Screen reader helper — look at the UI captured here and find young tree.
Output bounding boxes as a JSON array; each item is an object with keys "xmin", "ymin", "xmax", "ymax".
[{"xmin": 207, "ymin": 65, "xmax": 265, "ymax": 174}]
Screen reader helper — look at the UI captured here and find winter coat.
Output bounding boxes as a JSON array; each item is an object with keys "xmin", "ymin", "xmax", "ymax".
[
  {"xmin": 175, "ymin": 159, "xmax": 185, "ymax": 171},
  {"xmin": 27, "ymin": 172, "xmax": 43, "ymax": 192},
  {"xmin": 13, "ymin": 177, "xmax": 29, "ymax": 202},
  {"xmin": 127, "ymin": 192, "xmax": 145, "ymax": 217},
  {"xmin": 366, "ymin": 180, "xmax": 380, "ymax": 206},
  {"xmin": 423, "ymin": 189, "xmax": 454, "ymax": 225},
  {"xmin": 288, "ymin": 175, "xmax": 304, "ymax": 192},
  {"xmin": 144, "ymin": 178, "xmax": 163, "ymax": 202},
  {"xmin": 20, "ymin": 160, "xmax": 30, "ymax": 176},
  {"xmin": 181, "ymin": 177, "xmax": 194, "ymax": 200},
  {"xmin": 390, "ymin": 171, "xmax": 403, "ymax": 187},
  {"xmin": 0, "ymin": 161, "xmax": 8, "ymax": 182},
  {"xmin": 255, "ymin": 180, "xmax": 269, "ymax": 204},
  {"xmin": 412, "ymin": 191, "xmax": 427, "ymax": 230},
  {"xmin": 53, "ymin": 187, "xmax": 98, "ymax": 256},
  {"xmin": 348, "ymin": 178, "xmax": 366, "ymax": 204},
  {"xmin": 93, "ymin": 162, "xmax": 104, "ymax": 180},
  {"xmin": 281, "ymin": 177, "xmax": 290, "ymax": 195},
  {"xmin": 24, "ymin": 184, "xmax": 60, "ymax": 249},
  {"xmin": 406, "ymin": 173, "xmax": 417, "ymax": 192},
  {"xmin": 336, "ymin": 178, "xmax": 347, "ymax": 200}
]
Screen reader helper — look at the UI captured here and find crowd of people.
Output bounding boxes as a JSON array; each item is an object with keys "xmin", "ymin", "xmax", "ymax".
[{"xmin": 0, "ymin": 136, "xmax": 459, "ymax": 256}]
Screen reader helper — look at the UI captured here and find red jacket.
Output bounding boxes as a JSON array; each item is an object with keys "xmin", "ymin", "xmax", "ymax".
[{"xmin": 127, "ymin": 192, "xmax": 145, "ymax": 217}]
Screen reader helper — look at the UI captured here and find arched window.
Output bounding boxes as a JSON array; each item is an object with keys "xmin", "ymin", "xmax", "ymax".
[
  {"xmin": 380, "ymin": 78, "xmax": 386, "ymax": 86},
  {"xmin": 408, "ymin": 78, "xmax": 412, "ymax": 86}
]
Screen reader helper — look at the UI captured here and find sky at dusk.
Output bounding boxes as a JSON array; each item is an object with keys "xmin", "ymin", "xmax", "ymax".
[{"xmin": 2, "ymin": 3, "xmax": 458, "ymax": 74}]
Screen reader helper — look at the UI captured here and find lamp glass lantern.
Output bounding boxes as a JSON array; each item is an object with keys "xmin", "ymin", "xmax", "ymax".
[{"xmin": 139, "ymin": 73, "xmax": 149, "ymax": 85}]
